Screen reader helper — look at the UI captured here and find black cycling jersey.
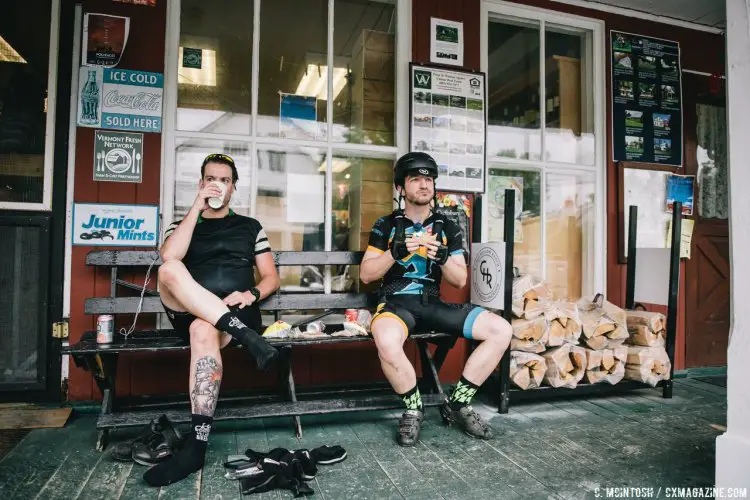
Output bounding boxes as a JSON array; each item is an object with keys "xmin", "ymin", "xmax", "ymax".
[
  {"xmin": 367, "ymin": 210, "xmax": 465, "ymax": 297},
  {"xmin": 164, "ymin": 210, "xmax": 271, "ymax": 298}
]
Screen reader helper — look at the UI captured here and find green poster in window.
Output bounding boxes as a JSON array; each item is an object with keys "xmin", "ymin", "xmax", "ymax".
[{"xmin": 183, "ymin": 47, "xmax": 202, "ymax": 69}]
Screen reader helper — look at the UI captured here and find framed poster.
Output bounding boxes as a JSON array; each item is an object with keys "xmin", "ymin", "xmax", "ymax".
[
  {"xmin": 611, "ymin": 31, "xmax": 683, "ymax": 167},
  {"xmin": 410, "ymin": 63, "xmax": 486, "ymax": 194}
]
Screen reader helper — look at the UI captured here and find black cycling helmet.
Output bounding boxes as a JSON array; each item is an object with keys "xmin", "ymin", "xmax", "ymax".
[{"xmin": 393, "ymin": 152, "xmax": 439, "ymax": 189}]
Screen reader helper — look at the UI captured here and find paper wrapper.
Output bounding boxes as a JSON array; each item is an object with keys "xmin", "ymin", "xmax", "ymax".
[
  {"xmin": 542, "ymin": 344, "xmax": 586, "ymax": 389},
  {"xmin": 511, "ymin": 317, "xmax": 548, "ymax": 353},
  {"xmin": 577, "ymin": 294, "xmax": 629, "ymax": 350}
]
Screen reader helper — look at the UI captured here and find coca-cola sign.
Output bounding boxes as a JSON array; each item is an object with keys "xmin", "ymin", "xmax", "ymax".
[{"xmin": 77, "ymin": 67, "xmax": 163, "ymax": 133}]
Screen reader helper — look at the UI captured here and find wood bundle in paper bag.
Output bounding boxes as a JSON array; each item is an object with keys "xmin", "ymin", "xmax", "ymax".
[
  {"xmin": 510, "ymin": 351, "xmax": 547, "ymax": 390},
  {"xmin": 577, "ymin": 295, "xmax": 629, "ymax": 350},
  {"xmin": 624, "ymin": 346, "xmax": 671, "ymax": 387},
  {"xmin": 542, "ymin": 344, "xmax": 586, "ymax": 389},
  {"xmin": 625, "ymin": 310, "xmax": 666, "ymax": 347},
  {"xmin": 544, "ymin": 301, "xmax": 582, "ymax": 347},
  {"xmin": 511, "ymin": 317, "xmax": 548, "ymax": 353},
  {"xmin": 512, "ymin": 274, "xmax": 551, "ymax": 319},
  {"xmin": 582, "ymin": 345, "xmax": 627, "ymax": 385}
]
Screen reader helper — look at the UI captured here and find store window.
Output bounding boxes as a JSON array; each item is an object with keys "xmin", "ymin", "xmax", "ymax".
[
  {"xmin": 0, "ymin": 0, "xmax": 54, "ymax": 208},
  {"xmin": 484, "ymin": 6, "xmax": 602, "ymax": 300},
  {"xmin": 167, "ymin": 0, "xmax": 400, "ymax": 293}
]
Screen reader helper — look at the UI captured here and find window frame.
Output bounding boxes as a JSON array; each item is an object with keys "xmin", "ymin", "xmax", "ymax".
[
  {"xmin": 0, "ymin": 0, "xmax": 60, "ymax": 211},
  {"xmin": 160, "ymin": 0, "xmax": 411, "ymax": 265},
  {"xmin": 481, "ymin": 0, "xmax": 606, "ymax": 297}
]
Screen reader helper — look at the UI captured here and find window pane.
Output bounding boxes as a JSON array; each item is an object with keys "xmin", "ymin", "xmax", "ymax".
[
  {"xmin": 173, "ymin": 139, "xmax": 251, "ymax": 219},
  {"xmin": 544, "ymin": 25, "xmax": 595, "ymax": 164},
  {"xmin": 0, "ymin": 0, "xmax": 51, "ymax": 203},
  {"xmin": 545, "ymin": 171, "xmax": 595, "ymax": 301},
  {"xmin": 487, "ymin": 17, "xmax": 541, "ymax": 161},
  {"xmin": 177, "ymin": 0, "xmax": 252, "ymax": 134},
  {"xmin": 257, "ymin": 0, "xmax": 328, "ymax": 140},
  {"xmin": 487, "ymin": 168, "xmax": 542, "ymax": 280},
  {"xmin": 256, "ymin": 147, "xmax": 326, "ymax": 291},
  {"xmin": 331, "ymin": 155, "xmax": 394, "ymax": 291},
  {"xmin": 332, "ymin": 0, "xmax": 396, "ymax": 146}
]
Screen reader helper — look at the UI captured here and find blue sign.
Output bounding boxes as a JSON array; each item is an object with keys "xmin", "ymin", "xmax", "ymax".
[{"xmin": 72, "ymin": 203, "xmax": 159, "ymax": 247}]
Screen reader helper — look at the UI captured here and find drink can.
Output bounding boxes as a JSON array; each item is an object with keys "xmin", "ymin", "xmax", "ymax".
[
  {"xmin": 344, "ymin": 309, "xmax": 358, "ymax": 323},
  {"xmin": 97, "ymin": 315, "xmax": 114, "ymax": 344},
  {"xmin": 306, "ymin": 320, "xmax": 326, "ymax": 334}
]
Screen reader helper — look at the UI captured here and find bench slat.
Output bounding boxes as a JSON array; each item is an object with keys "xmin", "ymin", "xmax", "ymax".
[
  {"xmin": 62, "ymin": 330, "xmax": 452, "ymax": 354},
  {"xmin": 96, "ymin": 394, "xmax": 447, "ymax": 429},
  {"xmin": 86, "ymin": 250, "xmax": 364, "ymax": 267},
  {"xmin": 84, "ymin": 293, "xmax": 375, "ymax": 315}
]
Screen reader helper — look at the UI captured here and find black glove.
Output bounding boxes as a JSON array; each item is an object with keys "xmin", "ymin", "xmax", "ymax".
[
  {"xmin": 390, "ymin": 213, "xmax": 410, "ymax": 260},
  {"xmin": 434, "ymin": 245, "xmax": 449, "ymax": 265},
  {"xmin": 390, "ymin": 239, "xmax": 409, "ymax": 260}
]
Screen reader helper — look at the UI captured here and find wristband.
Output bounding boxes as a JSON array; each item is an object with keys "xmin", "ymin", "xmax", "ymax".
[
  {"xmin": 249, "ymin": 287, "xmax": 261, "ymax": 302},
  {"xmin": 435, "ymin": 246, "xmax": 449, "ymax": 265}
]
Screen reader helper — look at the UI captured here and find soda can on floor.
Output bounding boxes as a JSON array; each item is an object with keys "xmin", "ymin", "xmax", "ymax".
[
  {"xmin": 344, "ymin": 309, "xmax": 358, "ymax": 323},
  {"xmin": 306, "ymin": 320, "xmax": 326, "ymax": 334},
  {"xmin": 97, "ymin": 314, "xmax": 114, "ymax": 344}
]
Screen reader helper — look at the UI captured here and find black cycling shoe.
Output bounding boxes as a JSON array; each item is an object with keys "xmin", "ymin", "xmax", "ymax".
[
  {"xmin": 397, "ymin": 409, "xmax": 423, "ymax": 447},
  {"xmin": 131, "ymin": 418, "xmax": 185, "ymax": 466},
  {"xmin": 110, "ymin": 414, "xmax": 178, "ymax": 462}
]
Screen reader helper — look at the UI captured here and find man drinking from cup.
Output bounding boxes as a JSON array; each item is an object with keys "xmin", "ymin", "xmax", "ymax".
[{"xmin": 146, "ymin": 153, "xmax": 280, "ymax": 487}]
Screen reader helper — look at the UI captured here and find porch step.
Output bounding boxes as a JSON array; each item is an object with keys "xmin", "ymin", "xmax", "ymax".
[{"xmin": 96, "ymin": 393, "xmax": 447, "ymax": 429}]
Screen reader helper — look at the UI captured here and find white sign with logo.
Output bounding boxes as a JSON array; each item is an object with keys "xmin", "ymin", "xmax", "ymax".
[
  {"xmin": 93, "ymin": 130, "xmax": 143, "ymax": 182},
  {"xmin": 77, "ymin": 66, "xmax": 163, "ymax": 133},
  {"xmin": 430, "ymin": 18, "xmax": 464, "ymax": 67},
  {"xmin": 72, "ymin": 203, "xmax": 159, "ymax": 247},
  {"xmin": 410, "ymin": 64, "xmax": 486, "ymax": 193},
  {"xmin": 470, "ymin": 242, "xmax": 506, "ymax": 310}
]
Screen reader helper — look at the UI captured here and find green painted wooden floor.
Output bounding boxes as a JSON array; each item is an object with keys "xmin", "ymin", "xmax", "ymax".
[{"xmin": 0, "ymin": 378, "xmax": 725, "ymax": 500}]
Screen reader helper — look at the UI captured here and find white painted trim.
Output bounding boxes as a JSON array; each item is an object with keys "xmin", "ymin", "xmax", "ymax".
[
  {"xmin": 160, "ymin": 0, "xmax": 180, "ymax": 245},
  {"xmin": 63, "ymin": 4, "xmax": 83, "ymax": 319},
  {"xmin": 42, "ymin": 0, "xmax": 61, "ymax": 211},
  {"xmin": 324, "ymin": 0, "xmax": 334, "ymax": 294},
  {"xmin": 480, "ymin": 0, "xmax": 607, "ymax": 296},
  {"xmin": 396, "ymin": 0, "xmax": 412, "ymax": 158},
  {"xmin": 684, "ymin": 68, "xmax": 726, "ymax": 78},
  {"xmin": 249, "ymin": 0, "xmax": 261, "ymax": 218},
  {"xmin": 539, "ymin": 18, "xmax": 547, "ymax": 282},
  {"xmin": 549, "ymin": 0, "xmax": 724, "ymax": 34}
]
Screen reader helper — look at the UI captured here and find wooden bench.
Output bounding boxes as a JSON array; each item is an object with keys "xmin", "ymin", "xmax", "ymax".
[{"xmin": 62, "ymin": 250, "xmax": 460, "ymax": 450}]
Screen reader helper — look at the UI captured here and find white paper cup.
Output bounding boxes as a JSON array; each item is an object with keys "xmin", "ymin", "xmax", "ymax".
[{"xmin": 208, "ymin": 181, "xmax": 227, "ymax": 209}]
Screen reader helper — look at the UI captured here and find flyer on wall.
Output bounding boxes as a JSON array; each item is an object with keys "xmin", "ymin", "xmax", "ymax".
[
  {"xmin": 665, "ymin": 174, "xmax": 694, "ymax": 215},
  {"xmin": 410, "ymin": 64, "xmax": 486, "ymax": 194},
  {"xmin": 82, "ymin": 13, "xmax": 130, "ymax": 67},
  {"xmin": 430, "ymin": 18, "xmax": 464, "ymax": 67},
  {"xmin": 611, "ymin": 30, "xmax": 683, "ymax": 167}
]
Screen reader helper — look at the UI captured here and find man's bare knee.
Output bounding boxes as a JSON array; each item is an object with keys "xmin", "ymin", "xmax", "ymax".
[
  {"xmin": 157, "ymin": 260, "xmax": 186, "ymax": 288},
  {"xmin": 189, "ymin": 319, "xmax": 220, "ymax": 351},
  {"xmin": 373, "ymin": 329, "xmax": 407, "ymax": 367}
]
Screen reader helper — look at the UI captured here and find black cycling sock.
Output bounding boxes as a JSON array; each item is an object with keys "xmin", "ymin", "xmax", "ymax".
[
  {"xmin": 449, "ymin": 376, "xmax": 479, "ymax": 410},
  {"xmin": 399, "ymin": 385, "xmax": 423, "ymax": 411},
  {"xmin": 215, "ymin": 312, "xmax": 278, "ymax": 370},
  {"xmin": 143, "ymin": 414, "xmax": 212, "ymax": 487}
]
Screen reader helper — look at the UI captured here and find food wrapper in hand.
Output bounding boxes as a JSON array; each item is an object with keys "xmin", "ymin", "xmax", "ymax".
[{"xmin": 262, "ymin": 320, "xmax": 292, "ymax": 338}]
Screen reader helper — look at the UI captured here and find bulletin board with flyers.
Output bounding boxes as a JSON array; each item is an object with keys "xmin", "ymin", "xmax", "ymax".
[{"xmin": 409, "ymin": 63, "xmax": 486, "ymax": 194}]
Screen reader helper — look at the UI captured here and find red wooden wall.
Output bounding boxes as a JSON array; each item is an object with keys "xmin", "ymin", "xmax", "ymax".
[
  {"xmin": 68, "ymin": 0, "xmax": 167, "ymax": 400},
  {"xmin": 68, "ymin": 0, "xmax": 723, "ymax": 401}
]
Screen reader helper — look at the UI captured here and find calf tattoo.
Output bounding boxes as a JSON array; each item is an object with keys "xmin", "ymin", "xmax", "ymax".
[{"xmin": 191, "ymin": 356, "xmax": 222, "ymax": 416}]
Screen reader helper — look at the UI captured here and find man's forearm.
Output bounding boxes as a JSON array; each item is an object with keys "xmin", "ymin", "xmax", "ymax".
[
  {"xmin": 360, "ymin": 251, "xmax": 395, "ymax": 284},
  {"xmin": 440, "ymin": 259, "xmax": 467, "ymax": 288},
  {"xmin": 251, "ymin": 274, "xmax": 280, "ymax": 300},
  {"xmin": 160, "ymin": 206, "xmax": 200, "ymax": 262}
]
